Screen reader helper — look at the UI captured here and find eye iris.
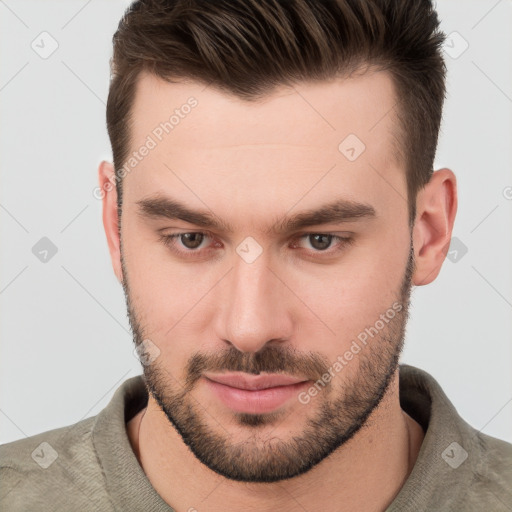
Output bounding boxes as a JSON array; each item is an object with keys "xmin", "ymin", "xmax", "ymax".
[
  {"xmin": 309, "ymin": 234, "xmax": 332, "ymax": 250},
  {"xmin": 181, "ymin": 233, "xmax": 204, "ymax": 249}
]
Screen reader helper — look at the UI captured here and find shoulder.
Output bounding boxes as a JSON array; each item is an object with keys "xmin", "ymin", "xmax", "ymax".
[
  {"xmin": 0, "ymin": 416, "xmax": 114, "ymax": 511},
  {"xmin": 466, "ymin": 429, "xmax": 512, "ymax": 509},
  {"xmin": 394, "ymin": 364, "xmax": 512, "ymax": 510}
]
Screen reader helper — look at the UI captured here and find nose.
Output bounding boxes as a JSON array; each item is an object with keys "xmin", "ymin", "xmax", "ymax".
[{"xmin": 215, "ymin": 247, "xmax": 293, "ymax": 353}]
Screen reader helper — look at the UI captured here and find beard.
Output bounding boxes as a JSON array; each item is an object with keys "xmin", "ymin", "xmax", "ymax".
[{"xmin": 121, "ymin": 241, "xmax": 415, "ymax": 483}]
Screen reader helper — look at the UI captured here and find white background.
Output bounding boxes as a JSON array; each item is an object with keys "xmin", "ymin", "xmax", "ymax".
[{"xmin": 1, "ymin": 0, "xmax": 511, "ymax": 445}]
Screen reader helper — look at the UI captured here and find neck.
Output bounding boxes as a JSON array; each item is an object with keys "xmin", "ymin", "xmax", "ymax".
[{"xmin": 127, "ymin": 370, "xmax": 424, "ymax": 512}]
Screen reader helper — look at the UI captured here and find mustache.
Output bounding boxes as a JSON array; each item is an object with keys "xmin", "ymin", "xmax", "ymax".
[{"xmin": 184, "ymin": 344, "xmax": 330, "ymax": 390}]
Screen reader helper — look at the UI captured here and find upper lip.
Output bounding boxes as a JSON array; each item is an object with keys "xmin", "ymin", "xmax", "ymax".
[{"xmin": 204, "ymin": 372, "xmax": 308, "ymax": 390}]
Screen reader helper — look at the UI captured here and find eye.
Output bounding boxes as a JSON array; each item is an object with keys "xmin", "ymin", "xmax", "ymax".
[
  {"xmin": 305, "ymin": 234, "xmax": 333, "ymax": 251},
  {"xmin": 292, "ymin": 233, "xmax": 353, "ymax": 253},
  {"xmin": 177, "ymin": 232, "xmax": 207, "ymax": 249},
  {"xmin": 159, "ymin": 232, "xmax": 214, "ymax": 253}
]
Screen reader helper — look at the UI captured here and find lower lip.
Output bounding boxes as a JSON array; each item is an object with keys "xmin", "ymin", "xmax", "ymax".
[{"xmin": 204, "ymin": 377, "xmax": 310, "ymax": 414}]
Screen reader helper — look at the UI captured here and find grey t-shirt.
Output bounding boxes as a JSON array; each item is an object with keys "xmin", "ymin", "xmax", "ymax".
[{"xmin": 1, "ymin": 364, "xmax": 511, "ymax": 511}]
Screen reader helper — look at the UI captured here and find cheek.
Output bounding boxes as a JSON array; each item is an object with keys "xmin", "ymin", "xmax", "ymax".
[
  {"xmin": 121, "ymin": 229, "xmax": 199, "ymax": 355},
  {"xmin": 285, "ymin": 232, "xmax": 409, "ymax": 351}
]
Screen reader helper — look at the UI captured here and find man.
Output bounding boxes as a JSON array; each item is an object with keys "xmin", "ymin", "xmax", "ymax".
[{"xmin": 1, "ymin": 0, "xmax": 511, "ymax": 510}]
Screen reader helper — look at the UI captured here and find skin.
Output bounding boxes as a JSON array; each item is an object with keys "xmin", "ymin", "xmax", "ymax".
[{"xmin": 99, "ymin": 69, "xmax": 457, "ymax": 512}]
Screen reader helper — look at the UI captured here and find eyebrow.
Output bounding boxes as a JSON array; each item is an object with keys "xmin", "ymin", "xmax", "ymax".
[{"xmin": 136, "ymin": 195, "xmax": 376, "ymax": 235}]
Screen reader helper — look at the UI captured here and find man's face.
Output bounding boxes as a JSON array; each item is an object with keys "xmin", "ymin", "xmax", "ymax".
[{"xmin": 119, "ymin": 70, "xmax": 414, "ymax": 482}]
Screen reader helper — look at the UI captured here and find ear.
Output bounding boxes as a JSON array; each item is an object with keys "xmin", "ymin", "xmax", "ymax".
[
  {"xmin": 98, "ymin": 160, "xmax": 123, "ymax": 284},
  {"xmin": 412, "ymin": 168, "xmax": 458, "ymax": 286}
]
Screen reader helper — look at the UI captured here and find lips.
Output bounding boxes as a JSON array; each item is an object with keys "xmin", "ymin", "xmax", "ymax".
[
  {"xmin": 203, "ymin": 372, "xmax": 307, "ymax": 390},
  {"xmin": 203, "ymin": 373, "xmax": 311, "ymax": 414}
]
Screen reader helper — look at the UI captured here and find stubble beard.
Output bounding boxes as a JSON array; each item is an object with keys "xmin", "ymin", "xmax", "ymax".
[{"xmin": 121, "ymin": 242, "xmax": 415, "ymax": 483}]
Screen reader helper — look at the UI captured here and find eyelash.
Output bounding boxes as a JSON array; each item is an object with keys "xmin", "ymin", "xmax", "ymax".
[{"xmin": 158, "ymin": 231, "xmax": 354, "ymax": 258}]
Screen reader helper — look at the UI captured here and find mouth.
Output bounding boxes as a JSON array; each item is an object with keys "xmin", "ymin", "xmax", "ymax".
[{"xmin": 203, "ymin": 372, "xmax": 311, "ymax": 414}]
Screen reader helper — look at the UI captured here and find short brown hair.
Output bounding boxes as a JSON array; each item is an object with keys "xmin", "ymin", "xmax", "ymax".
[{"xmin": 106, "ymin": 0, "xmax": 447, "ymax": 224}]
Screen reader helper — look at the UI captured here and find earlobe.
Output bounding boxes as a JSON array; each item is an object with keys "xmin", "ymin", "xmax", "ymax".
[
  {"xmin": 411, "ymin": 168, "xmax": 458, "ymax": 286},
  {"xmin": 98, "ymin": 160, "xmax": 123, "ymax": 284}
]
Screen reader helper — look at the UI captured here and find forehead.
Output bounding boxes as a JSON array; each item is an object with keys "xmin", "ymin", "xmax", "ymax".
[
  {"xmin": 130, "ymin": 69, "xmax": 400, "ymax": 151},
  {"xmin": 125, "ymin": 70, "xmax": 405, "ymax": 221}
]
